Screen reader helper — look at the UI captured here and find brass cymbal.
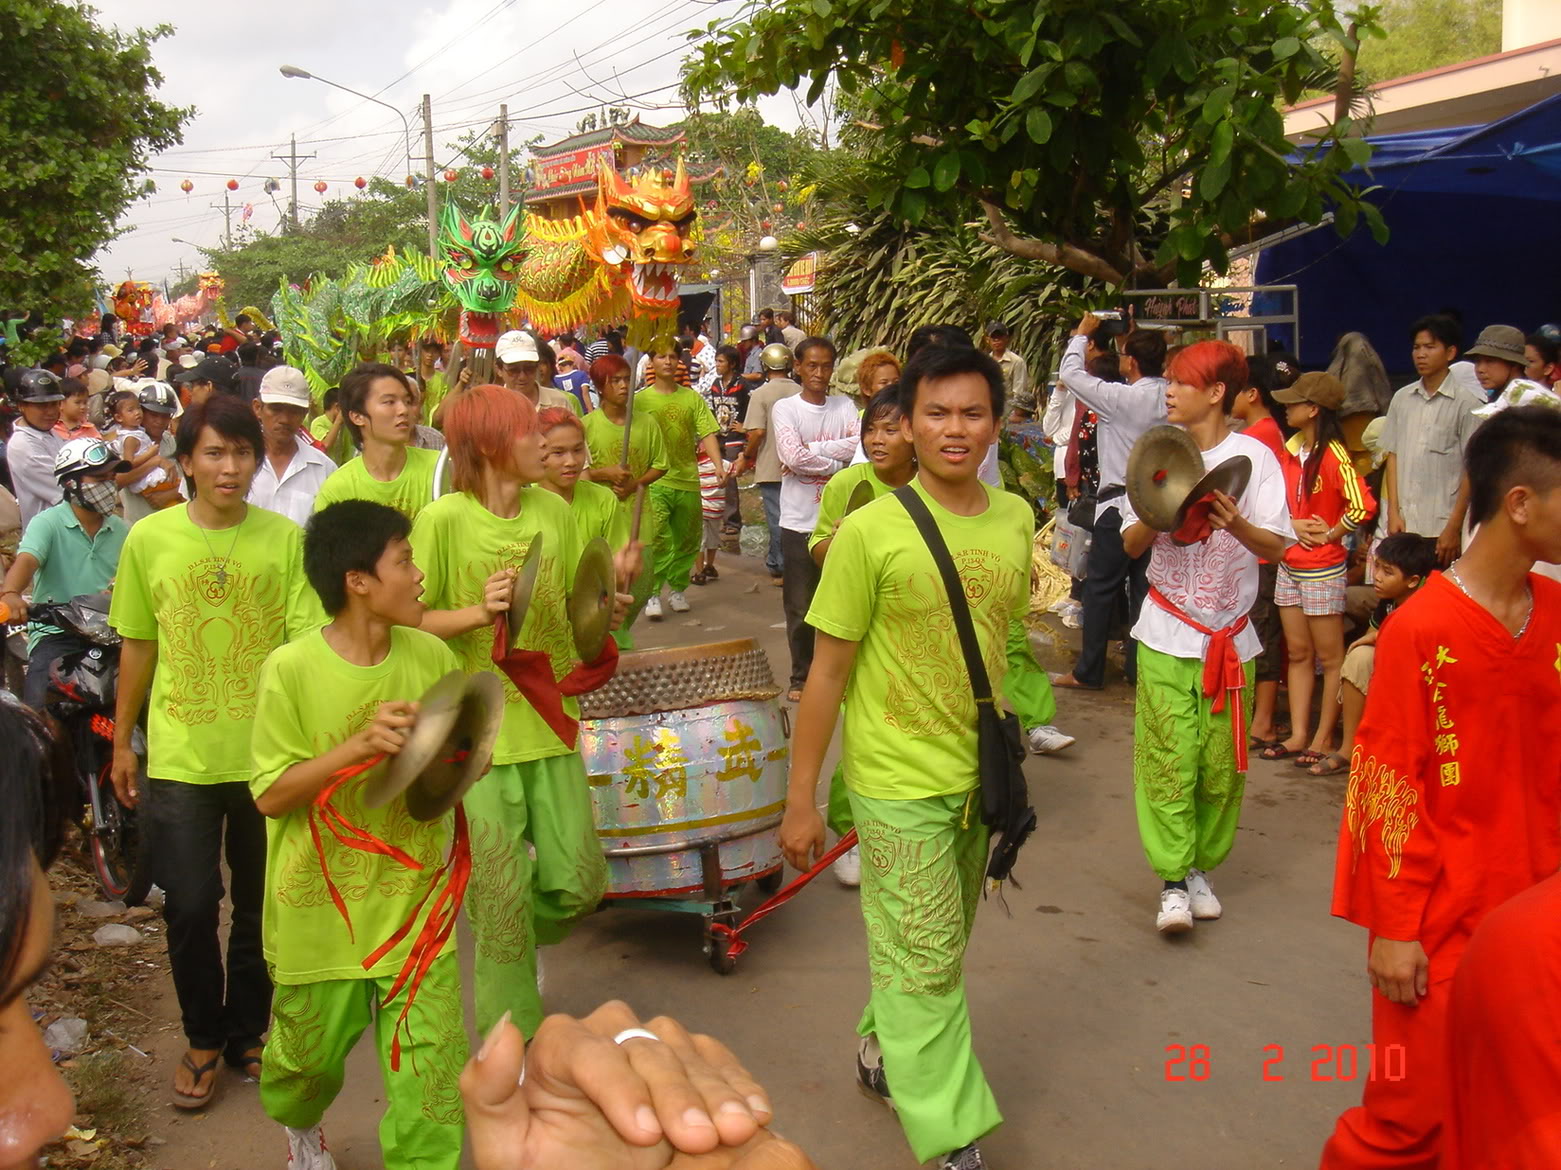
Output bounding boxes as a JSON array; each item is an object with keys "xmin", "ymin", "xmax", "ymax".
[
  {"xmin": 844, "ymin": 479, "xmax": 877, "ymax": 516},
  {"xmin": 404, "ymin": 671, "xmax": 505, "ymax": 822},
  {"xmin": 508, "ymin": 532, "xmax": 544, "ymax": 653},
  {"xmin": 361, "ymin": 669, "xmax": 467, "ymax": 809},
  {"xmin": 1125, "ymin": 425, "xmax": 1205, "ymax": 532},
  {"xmin": 1171, "ymin": 455, "xmax": 1253, "ymax": 545},
  {"xmin": 568, "ymin": 537, "xmax": 616, "ymax": 664}
]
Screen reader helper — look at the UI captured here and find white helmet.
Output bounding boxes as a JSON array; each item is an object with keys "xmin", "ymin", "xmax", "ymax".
[
  {"xmin": 54, "ymin": 437, "xmax": 130, "ymax": 483},
  {"xmin": 136, "ymin": 380, "xmax": 179, "ymax": 415}
]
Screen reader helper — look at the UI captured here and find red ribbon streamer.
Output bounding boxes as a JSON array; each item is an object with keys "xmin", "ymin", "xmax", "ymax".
[
  {"xmin": 307, "ymin": 754, "xmax": 425, "ymax": 942},
  {"xmin": 1148, "ymin": 586, "xmax": 1252, "ymax": 772},
  {"xmin": 490, "ymin": 615, "xmax": 620, "ymax": 750},
  {"xmin": 706, "ymin": 831, "xmax": 860, "ymax": 962}
]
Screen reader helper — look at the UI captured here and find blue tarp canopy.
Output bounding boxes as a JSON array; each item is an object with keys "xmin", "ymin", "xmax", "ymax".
[{"xmin": 1255, "ymin": 91, "xmax": 1561, "ymax": 370}]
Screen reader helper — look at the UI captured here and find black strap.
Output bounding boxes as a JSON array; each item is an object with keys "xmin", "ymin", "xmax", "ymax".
[{"xmin": 893, "ymin": 486, "xmax": 993, "ymax": 704}]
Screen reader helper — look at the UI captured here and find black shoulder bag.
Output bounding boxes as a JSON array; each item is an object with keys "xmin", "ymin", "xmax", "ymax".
[{"xmin": 893, "ymin": 486, "xmax": 1038, "ymax": 884}]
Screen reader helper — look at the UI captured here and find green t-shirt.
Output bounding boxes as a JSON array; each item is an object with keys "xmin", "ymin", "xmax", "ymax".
[
  {"xmin": 566, "ymin": 478, "xmax": 628, "ymax": 549},
  {"xmin": 420, "ymin": 371, "xmax": 450, "ymax": 424},
  {"xmin": 633, "ymin": 386, "xmax": 717, "ymax": 492},
  {"xmin": 313, "ymin": 446, "xmax": 439, "ymax": 520},
  {"xmin": 250, "ymin": 626, "xmax": 458, "ymax": 984},
  {"xmin": 410, "ymin": 488, "xmax": 581, "ymax": 764},
  {"xmin": 108, "ymin": 504, "xmax": 325, "ymax": 784},
  {"xmin": 806, "ymin": 479, "xmax": 1034, "ymax": 800},
  {"xmin": 807, "ymin": 463, "xmax": 895, "ymax": 554},
  {"xmin": 308, "ymin": 415, "xmax": 356, "ymax": 467},
  {"xmin": 580, "ymin": 408, "xmax": 669, "ymax": 545}
]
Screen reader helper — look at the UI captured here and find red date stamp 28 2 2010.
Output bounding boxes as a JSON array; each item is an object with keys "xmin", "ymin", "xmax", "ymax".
[{"xmin": 1164, "ymin": 1044, "xmax": 1408, "ymax": 1083}]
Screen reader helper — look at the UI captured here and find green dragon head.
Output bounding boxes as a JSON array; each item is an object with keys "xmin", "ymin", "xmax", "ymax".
[{"xmin": 439, "ymin": 202, "xmax": 526, "ymax": 314}]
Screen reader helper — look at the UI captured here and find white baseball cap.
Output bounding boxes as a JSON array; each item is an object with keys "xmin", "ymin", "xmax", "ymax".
[
  {"xmin": 258, "ymin": 365, "xmax": 312, "ymax": 408},
  {"xmin": 494, "ymin": 330, "xmax": 540, "ymax": 365}
]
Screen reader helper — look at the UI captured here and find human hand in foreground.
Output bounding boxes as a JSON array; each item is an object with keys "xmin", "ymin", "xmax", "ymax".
[
  {"xmin": 461, "ymin": 1001, "xmax": 815, "ymax": 1170},
  {"xmin": 351, "ymin": 700, "xmax": 419, "ymax": 762},
  {"xmin": 110, "ymin": 744, "xmax": 141, "ymax": 809},
  {"xmin": 778, "ymin": 799, "xmax": 826, "ymax": 873},
  {"xmin": 1368, "ymin": 937, "xmax": 1429, "ymax": 1005}
]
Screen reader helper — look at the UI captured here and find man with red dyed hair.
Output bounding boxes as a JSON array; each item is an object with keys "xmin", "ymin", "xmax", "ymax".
[{"xmin": 1119, "ymin": 340, "xmax": 1293, "ymax": 934}]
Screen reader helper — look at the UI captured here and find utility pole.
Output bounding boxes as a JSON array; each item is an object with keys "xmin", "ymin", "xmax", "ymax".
[
  {"xmin": 271, "ymin": 134, "xmax": 315, "ymax": 231},
  {"xmin": 497, "ymin": 103, "xmax": 511, "ymax": 215},
  {"xmin": 172, "ymin": 258, "xmax": 189, "ymax": 284},
  {"xmin": 210, "ymin": 191, "xmax": 233, "ymax": 248},
  {"xmin": 423, "ymin": 93, "xmax": 438, "ymax": 258}
]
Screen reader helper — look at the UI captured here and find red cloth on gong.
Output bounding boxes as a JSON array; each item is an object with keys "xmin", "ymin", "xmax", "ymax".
[{"xmin": 1321, "ymin": 572, "xmax": 1561, "ymax": 1168}]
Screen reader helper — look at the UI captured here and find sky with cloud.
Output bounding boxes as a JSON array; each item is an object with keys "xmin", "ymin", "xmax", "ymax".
[{"xmin": 97, "ymin": 0, "xmax": 808, "ymax": 287}]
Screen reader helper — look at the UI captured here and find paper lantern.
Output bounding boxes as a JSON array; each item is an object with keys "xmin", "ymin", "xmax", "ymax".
[
  {"xmin": 443, "ymin": 169, "xmax": 458, "ymax": 182},
  {"xmin": 226, "ymin": 179, "xmax": 239, "ymax": 191},
  {"xmin": 481, "ymin": 165, "xmax": 494, "ymax": 180},
  {"xmin": 180, "ymin": 179, "xmax": 193, "ymax": 193},
  {"xmin": 314, "ymin": 180, "xmax": 328, "ymax": 194},
  {"xmin": 760, "ymin": 220, "xmax": 772, "ymax": 231},
  {"xmin": 795, "ymin": 221, "xmax": 807, "ymax": 230},
  {"xmin": 772, "ymin": 202, "xmax": 784, "ymax": 213},
  {"xmin": 777, "ymin": 180, "xmax": 789, "ymax": 192},
  {"xmin": 354, "ymin": 176, "xmax": 367, "ymax": 190},
  {"xmin": 406, "ymin": 174, "xmax": 418, "ymax": 188}
]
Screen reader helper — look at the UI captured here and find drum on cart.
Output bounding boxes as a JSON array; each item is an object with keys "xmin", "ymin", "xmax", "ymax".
[{"xmin": 579, "ymin": 638, "xmax": 789, "ymax": 971}]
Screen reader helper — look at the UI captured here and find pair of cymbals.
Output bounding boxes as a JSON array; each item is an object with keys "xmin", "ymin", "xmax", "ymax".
[
  {"xmin": 507, "ymin": 534, "xmax": 544, "ymax": 652},
  {"xmin": 568, "ymin": 538, "xmax": 616, "ymax": 663},
  {"xmin": 1125, "ymin": 425, "xmax": 1252, "ymax": 543},
  {"xmin": 361, "ymin": 670, "xmax": 504, "ymax": 821}
]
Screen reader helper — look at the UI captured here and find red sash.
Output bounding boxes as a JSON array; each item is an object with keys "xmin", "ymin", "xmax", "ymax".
[{"xmin": 1148, "ymin": 587, "xmax": 1251, "ymax": 772}]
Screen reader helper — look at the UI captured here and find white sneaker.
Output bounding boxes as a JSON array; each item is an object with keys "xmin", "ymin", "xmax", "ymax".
[
  {"xmin": 668, "ymin": 590, "xmax": 690, "ymax": 613},
  {"xmin": 643, "ymin": 595, "xmax": 663, "ymax": 620},
  {"xmin": 1156, "ymin": 887, "xmax": 1194, "ymax": 934},
  {"xmin": 286, "ymin": 1125, "xmax": 337, "ymax": 1170},
  {"xmin": 1060, "ymin": 601, "xmax": 1083, "ymax": 629},
  {"xmin": 1026, "ymin": 724, "xmax": 1076, "ymax": 754},
  {"xmin": 833, "ymin": 844, "xmax": 861, "ymax": 887},
  {"xmin": 1047, "ymin": 596, "xmax": 1072, "ymax": 616},
  {"xmin": 535, "ymin": 949, "xmax": 545, "ymax": 994},
  {"xmin": 1186, "ymin": 869, "xmax": 1222, "ymax": 919}
]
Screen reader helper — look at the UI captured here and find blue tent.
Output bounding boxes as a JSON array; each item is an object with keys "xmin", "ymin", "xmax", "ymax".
[{"xmin": 1254, "ymin": 91, "xmax": 1561, "ymax": 370}]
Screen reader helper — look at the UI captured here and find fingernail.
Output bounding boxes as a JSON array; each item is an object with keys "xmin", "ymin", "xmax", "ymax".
[
  {"xmin": 682, "ymin": 1107, "xmax": 715, "ymax": 1130},
  {"xmin": 718, "ymin": 1099, "xmax": 754, "ymax": 1120},
  {"xmin": 746, "ymin": 1094, "xmax": 771, "ymax": 1117},
  {"xmin": 635, "ymin": 1105, "xmax": 661, "ymax": 1136},
  {"xmin": 477, "ymin": 1010, "xmax": 511, "ymax": 1062}
]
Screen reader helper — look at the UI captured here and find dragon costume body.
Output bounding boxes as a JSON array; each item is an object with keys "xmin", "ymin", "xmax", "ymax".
[{"xmin": 271, "ymin": 158, "xmax": 699, "ymax": 398}]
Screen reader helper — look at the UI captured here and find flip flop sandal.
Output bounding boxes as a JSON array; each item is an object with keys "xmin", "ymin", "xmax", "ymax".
[
  {"xmin": 230, "ymin": 1049, "xmax": 263, "ymax": 1082},
  {"xmin": 1308, "ymin": 752, "xmax": 1350, "ymax": 777},
  {"xmin": 1259, "ymin": 743, "xmax": 1301, "ymax": 760},
  {"xmin": 690, "ymin": 571, "xmax": 708, "ymax": 586},
  {"xmin": 1292, "ymin": 750, "xmax": 1326, "ymax": 768},
  {"xmin": 172, "ymin": 1053, "xmax": 222, "ymax": 1110},
  {"xmin": 1249, "ymin": 736, "xmax": 1279, "ymax": 752},
  {"xmin": 786, "ymin": 688, "xmax": 803, "ymax": 703}
]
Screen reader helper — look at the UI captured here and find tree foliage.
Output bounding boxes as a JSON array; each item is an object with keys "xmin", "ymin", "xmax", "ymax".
[
  {"xmin": 0, "ymin": 2, "xmax": 189, "ymax": 317},
  {"xmin": 683, "ymin": 0, "xmax": 1386, "ymax": 288},
  {"xmin": 1358, "ymin": 0, "xmax": 1500, "ymax": 83}
]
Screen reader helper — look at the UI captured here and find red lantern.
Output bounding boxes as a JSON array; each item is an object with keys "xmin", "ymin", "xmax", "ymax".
[
  {"xmin": 481, "ymin": 165, "xmax": 494, "ymax": 180},
  {"xmin": 772, "ymin": 202, "xmax": 784, "ymax": 213},
  {"xmin": 180, "ymin": 179, "xmax": 193, "ymax": 194},
  {"xmin": 226, "ymin": 179, "xmax": 239, "ymax": 191},
  {"xmin": 443, "ymin": 168, "xmax": 458, "ymax": 182},
  {"xmin": 761, "ymin": 219, "xmax": 772, "ymax": 231},
  {"xmin": 405, "ymin": 174, "xmax": 417, "ymax": 188},
  {"xmin": 795, "ymin": 221, "xmax": 807, "ymax": 230},
  {"xmin": 314, "ymin": 180, "xmax": 328, "ymax": 194},
  {"xmin": 354, "ymin": 176, "xmax": 367, "ymax": 190}
]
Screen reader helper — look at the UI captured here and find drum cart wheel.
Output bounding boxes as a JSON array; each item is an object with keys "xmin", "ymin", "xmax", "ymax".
[
  {"xmin": 755, "ymin": 868, "xmax": 784, "ymax": 895},
  {"xmin": 699, "ymin": 841, "xmax": 742, "ymax": 974}
]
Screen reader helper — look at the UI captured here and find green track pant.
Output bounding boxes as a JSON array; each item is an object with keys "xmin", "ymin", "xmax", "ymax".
[
  {"xmin": 261, "ymin": 954, "xmax": 465, "ymax": 1170},
  {"xmin": 649, "ymin": 482, "xmax": 701, "ymax": 593}
]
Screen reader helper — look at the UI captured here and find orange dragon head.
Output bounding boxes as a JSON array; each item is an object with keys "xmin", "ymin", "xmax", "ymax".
[
  {"xmin": 590, "ymin": 157, "xmax": 697, "ymax": 313},
  {"xmin": 196, "ymin": 271, "xmax": 225, "ymax": 297}
]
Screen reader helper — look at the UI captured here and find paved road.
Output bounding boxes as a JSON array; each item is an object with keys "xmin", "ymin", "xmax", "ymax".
[{"xmin": 144, "ymin": 549, "xmax": 1368, "ymax": 1168}]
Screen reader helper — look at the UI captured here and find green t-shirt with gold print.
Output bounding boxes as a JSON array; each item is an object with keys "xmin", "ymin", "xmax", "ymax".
[
  {"xmin": 633, "ymin": 386, "xmax": 717, "ymax": 492},
  {"xmin": 410, "ymin": 487, "xmax": 581, "ymax": 764}
]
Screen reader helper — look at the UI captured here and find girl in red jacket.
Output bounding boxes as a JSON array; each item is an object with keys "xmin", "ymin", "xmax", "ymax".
[{"xmin": 1260, "ymin": 372, "xmax": 1376, "ymax": 774}]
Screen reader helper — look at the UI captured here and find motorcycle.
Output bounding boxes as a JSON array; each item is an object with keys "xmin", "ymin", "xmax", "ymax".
[{"xmin": 21, "ymin": 591, "xmax": 151, "ymax": 905}]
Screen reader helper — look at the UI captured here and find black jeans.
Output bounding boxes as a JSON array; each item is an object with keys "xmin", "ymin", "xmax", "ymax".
[
  {"xmin": 779, "ymin": 528, "xmax": 821, "ymax": 690},
  {"xmin": 21, "ymin": 631, "xmax": 81, "ymax": 712},
  {"xmin": 143, "ymin": 777, "xmax": 271, "ymax": 1058},
  {"xmin": 1074, "ymin": 507, "xmax": 1150, "ymax": 688}
]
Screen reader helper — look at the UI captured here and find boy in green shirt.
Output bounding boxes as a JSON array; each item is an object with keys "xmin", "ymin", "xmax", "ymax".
[
  {"xmin": 784, "ymin": 345, "xmax": 1031, "ymax": 1170},
  {"xmin": 313, "ymin": 364, "xmax": 439, "ymax": 520},
  {"xmin": 635, "ymin": 337, "xmax": 723, "ymax": 619},
  {"xmin": 108, "ymin": 395, "xmax": 323, "ymax": 1110},
  {"xmin": 412, "ymin": 384, "xmax": 626, "ymax": 1037},
  {"xmin": 251, "ymin": 500, "xmax": 466, "ymax": 1170}
]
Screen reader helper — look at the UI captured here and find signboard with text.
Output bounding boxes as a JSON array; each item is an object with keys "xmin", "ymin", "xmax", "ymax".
[
  {"xmin": 533, "ymin": 143, "xmax": 616, "ymax": 192},
  {"xmin": 781, "ymin": 252, "xmax": 818, "ymax": 295}
]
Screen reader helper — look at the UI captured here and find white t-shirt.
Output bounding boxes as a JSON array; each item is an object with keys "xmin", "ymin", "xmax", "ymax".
[
  {"xmin": 1120, "ymin": 430, "xmax": 1293, "ymax": 662},
  {"xmin": 771, "ymin": 393, "xmax": 861, "ymax": 532}
]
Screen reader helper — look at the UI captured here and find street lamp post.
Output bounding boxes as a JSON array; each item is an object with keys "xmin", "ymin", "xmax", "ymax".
[{"xmin": 279, "ymin": 65, "xmax": 415, "ymax": 180}]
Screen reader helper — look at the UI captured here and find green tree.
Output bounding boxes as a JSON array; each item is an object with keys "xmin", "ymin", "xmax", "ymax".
[
  {"xmin": 0, "ymin": 2, "xmax": 189, "ymax": 318},
  {"xmin": 1358, "ymin": 0, "xmax": 1500, "ymax": 83},
  {"xmin": 683, "ymin": 0, "xmax": 1385, "ymax": 288}
]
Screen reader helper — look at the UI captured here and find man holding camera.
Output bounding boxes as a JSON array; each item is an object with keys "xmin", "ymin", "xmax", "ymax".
[{"xmin": 1051, "ymin": 312, "xmax": 1168, "ymax": 691}]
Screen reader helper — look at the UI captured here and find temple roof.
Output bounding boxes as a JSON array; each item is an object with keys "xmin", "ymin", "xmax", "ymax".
[{"xmin": 534, "ymin": 117, "xmax": 687, "ymax": 157}]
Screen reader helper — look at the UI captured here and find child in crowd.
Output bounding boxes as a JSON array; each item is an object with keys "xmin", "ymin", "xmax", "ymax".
[
  {"xmin": 1334, "ymin": 532, "xmax": 1438, "ymax": 771},
  {"xmin": 692, "ymin": 446, "xmax": 727, "ymax": 585},
  {"xmin": 536, "ymin": 406, "xmax": 629, "ymax": 555},
  {"xmin": 106, "ymin": 389, "xmax": 178, "ymax": 508},
  {"xmin": 251, "ymin": 500, "xmax": 466, "ymax": 1170},
  {"xmin": 52, "ymin": 378, "xmax": 101, "ymax": 441},
  {"xmin": 1261, "ymin": 373, "xmax": 1376, "ymax": 775}
]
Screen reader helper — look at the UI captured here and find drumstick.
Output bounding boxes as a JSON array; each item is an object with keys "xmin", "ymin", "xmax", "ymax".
[
  {"xmin": 619, "ymin": 372, "xmax": 636, "ymax": 469},
  {"xmin": 629, "ymin": 484, "xmax": 647, "ymax": 544}
]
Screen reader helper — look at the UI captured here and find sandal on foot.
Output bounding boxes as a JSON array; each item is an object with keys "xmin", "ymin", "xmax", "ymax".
[
  {"xmin": 705, "ymin": 565, "xmax": 719, "ymax": 580},
  {"xmin": 1249, "ymin": 736, "xmax": 1279, "ymax": 752},
  {"xmin": 1259, "ymin": 742, "xmax": 1301, "ymax": 760},
  {"xmin": 786, "ymin": 688, "xmax": 803, "ymax": 703},
  {"xmin": 172, "ymin": 1052, "xmax": 222, "ymax": 1110},
  {"xmin": 690, "ymin": 570, "xmax": 708, "ymax": 586},
  {"xmin": 1307, "ymin": 752, "xmax": 1350, "ymax": 777},
  {"xmin": 229, "ymin": 1046, "xmax": 263, "ymax": 1082},
  {"xmin": 1292, "ymin": 750, "xmax": 1326, "ymax": 768}
]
